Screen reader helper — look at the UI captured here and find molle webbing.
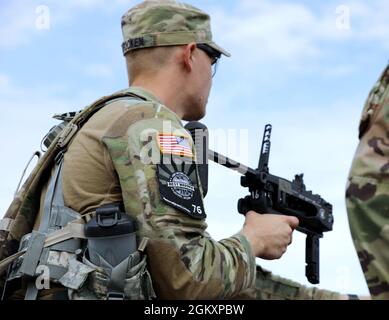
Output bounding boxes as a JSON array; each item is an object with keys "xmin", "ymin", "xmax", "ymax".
[{"xmin": 0, "ymin": 90, "xmax": 146, "ymax": 290}]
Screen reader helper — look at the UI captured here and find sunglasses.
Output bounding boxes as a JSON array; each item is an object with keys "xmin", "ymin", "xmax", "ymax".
[{"xmin": 197, "ymin": 44, "xmax": 221, "ymax": 77}]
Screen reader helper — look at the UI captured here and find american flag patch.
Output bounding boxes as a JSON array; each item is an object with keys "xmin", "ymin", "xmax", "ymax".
[{"xmin": 157, "ymin": 134, "xmax": 194, "ymax": 158}]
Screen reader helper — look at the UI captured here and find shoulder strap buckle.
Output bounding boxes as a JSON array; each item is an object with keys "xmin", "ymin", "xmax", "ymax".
[{"xmin": 57, "ymin": 123, "xmax": 78, "ymax": 149}]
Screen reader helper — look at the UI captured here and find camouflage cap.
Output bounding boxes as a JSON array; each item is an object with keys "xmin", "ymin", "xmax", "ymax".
[{"xmin": 121, "ymin": 0, "xmax": 230, "ymax": 57}]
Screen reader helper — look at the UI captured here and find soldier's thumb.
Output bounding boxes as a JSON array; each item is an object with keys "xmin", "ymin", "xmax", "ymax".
[{"xmin": 286, "ymin": 216, "xmax": 299, "ymax": 229}]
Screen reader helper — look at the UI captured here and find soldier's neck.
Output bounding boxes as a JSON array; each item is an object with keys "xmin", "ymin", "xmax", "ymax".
[{"xmin": 131, "ymin": 75, "xmax": 186, "ymax": 119}]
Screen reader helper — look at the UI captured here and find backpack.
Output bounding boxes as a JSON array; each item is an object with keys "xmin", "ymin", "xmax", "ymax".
[{"xmin": 0, "ymin": 89, "xmax": 155, "ymax": 299}]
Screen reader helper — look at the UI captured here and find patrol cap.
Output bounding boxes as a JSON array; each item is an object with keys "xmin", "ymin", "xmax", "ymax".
[{"xmin": 121, "ymin": 0, "xmax": 231, "ymax": 57}]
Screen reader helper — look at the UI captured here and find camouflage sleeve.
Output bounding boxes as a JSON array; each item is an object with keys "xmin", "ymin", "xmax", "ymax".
[
  {"xmin": 346, "ymin": 65, "xmax": 389, "ymax": 300},
  {"xmin": 254, "ymin": 266, "xmax": 341, "ymax": 300},
  {"xmin": 101, "ymin": 104, "xmax": 256, "ymax": 299}
]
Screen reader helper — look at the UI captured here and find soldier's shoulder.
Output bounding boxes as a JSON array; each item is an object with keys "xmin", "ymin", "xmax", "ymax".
[
  {"xmin": 97, "ymin": 93, "xmax": 179, "ymax": 121},
  {"xmin": 100, "ymin": 95, "xmax": 156, "ymax": 118},
  {"xmin": 92, "ymin": 95, "xmax": 182, "ymax": 139}
]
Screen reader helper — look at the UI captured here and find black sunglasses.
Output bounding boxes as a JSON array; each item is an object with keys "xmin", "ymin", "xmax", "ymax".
[
  {"xmin": 197, "ymin": 44, "xmax": 221, "ymax": 77},
  {"xmin": 197, "ymin": 44, "xmax": 221, "ymax": 65}
]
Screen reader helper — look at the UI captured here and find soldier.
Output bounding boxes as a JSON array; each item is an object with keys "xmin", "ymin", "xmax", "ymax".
[
  {"xmin": 60, "ymin": 0, "xmax": 299, "ymax": 300},
  {"xmin": 1, "ymin": 0, "xmax": 355, "ymax": 300},
  {"xmin": 346, "ymin": 63, "xmax": 389, "ymax": 300}
]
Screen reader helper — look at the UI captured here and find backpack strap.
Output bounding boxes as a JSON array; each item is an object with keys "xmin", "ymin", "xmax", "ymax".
[
  {"xmin": 0, "ymin": 90, "xmax": 146, "ymax": 297},
  {"xmin": 1, "ymin": 89, "xmax": 145, "ymax": 243},
  {"xmin": 56, "ymin": 91, "xmax": 147, "ymax": 151}
]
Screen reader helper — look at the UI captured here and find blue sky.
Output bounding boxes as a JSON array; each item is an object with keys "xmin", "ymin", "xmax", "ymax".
[{"xmin": 1, "ymin": 0, "xmax": 388, "ymax": 296}]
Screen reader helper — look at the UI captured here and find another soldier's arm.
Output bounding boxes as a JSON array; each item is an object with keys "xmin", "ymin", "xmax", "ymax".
[
  {"xmin": 346, "ymin": 65, "xmax": 389, "ymax": 300},
  {"xmin": 254, "ymin": 266, "xmax": 368, "ymax": 300}
]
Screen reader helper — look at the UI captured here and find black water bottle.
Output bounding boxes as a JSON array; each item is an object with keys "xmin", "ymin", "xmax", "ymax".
[{"xmin": 84, "ymin": 203, "xmax": 137, "ymax": 267}]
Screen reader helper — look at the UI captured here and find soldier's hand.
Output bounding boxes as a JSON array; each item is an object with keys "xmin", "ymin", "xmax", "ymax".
[{"xmin": 241, "ymin": 211, "xmax": 299, "ymax": 260}]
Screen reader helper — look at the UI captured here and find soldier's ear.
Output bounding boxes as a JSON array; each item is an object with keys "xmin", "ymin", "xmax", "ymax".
[{"xmin": 182, "ymin": 42, "xmax": 197, "ymax": 73}]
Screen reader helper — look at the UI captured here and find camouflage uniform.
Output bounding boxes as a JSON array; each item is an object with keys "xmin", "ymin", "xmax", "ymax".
[
  {"xmin": 60, "ymin": 86, "xmax": 340, "ymax": 300},
  {"xmin": 1, "ymin": 0, "xmax": 343, "ymax": 300},
  {"xmin": 254, "ymin": 266, "xmax": 340, "ymax": 300},
  {"xmin": 346, "ymin": 63, "xmax": 389, "ymax": 300},
  {"xmin": 59, "ymin": 86, "xmax": 256, "ymax": 299},
  {"xmin": 119, "ymin": 0, "xmax": 342, "ymax": 299}
]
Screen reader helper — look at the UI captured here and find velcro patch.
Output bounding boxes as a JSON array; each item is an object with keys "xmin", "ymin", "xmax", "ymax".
[
  {"xmin": 156, "ymin": 161, "xmax": 206, "ymax": 219},
  {"xmin": 157, "ymin": 134, "xmax": 194, "ymax": 159}
]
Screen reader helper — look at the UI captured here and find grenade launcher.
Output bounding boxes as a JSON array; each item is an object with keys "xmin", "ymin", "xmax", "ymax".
[{"xmin": 186, "ymin": 122, "xmax": 334, "ymax": 284}]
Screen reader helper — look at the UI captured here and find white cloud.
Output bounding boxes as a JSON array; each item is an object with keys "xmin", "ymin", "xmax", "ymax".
[
  {"xmin": 0, "ymin": 77, "xmax": 107, "ymax": 217},
  {"xmin": 58, "ymin": 0, "xmax": 134, "ymax": 9},
  {"xmin": 210, "ymin": 0, "xmax": 389, "ymax": 66},
  {"xmin": 84, "ymin": 64, "xmax": 114, "ymax": 78},
  {"xmin": 0, "ymin": 0, "xmax": 135, "ymax": 50},
  {"xmin": 350, "ymin": 0, "xmax": 389, "ymax": 48},
  {"xmin": 0, "ymin": 2, "xmax": 37, "ymax": 49},
  {"xmin": 0, "ymin": 74, "xmax": 10, "ymax": 89},
  {"xmin": 310, "ymin": 64, "xmax": 356, "ymax": 77},
  {"xmin": 212, "ymin": 2, "xmax": 320, "ymax": 64}
]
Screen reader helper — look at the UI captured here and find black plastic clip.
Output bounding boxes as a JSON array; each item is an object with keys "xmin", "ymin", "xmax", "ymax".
[{"xmin": 96, "ymin": 203, "xmax": 123, "ymax": 228}]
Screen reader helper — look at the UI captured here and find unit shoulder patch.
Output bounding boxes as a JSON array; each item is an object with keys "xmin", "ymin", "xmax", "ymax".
[{"xmin": 156, "ymin": 160, "xmax": 206, "ymax": 219}]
